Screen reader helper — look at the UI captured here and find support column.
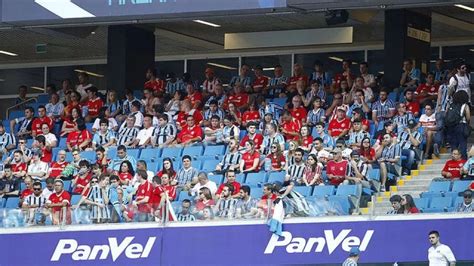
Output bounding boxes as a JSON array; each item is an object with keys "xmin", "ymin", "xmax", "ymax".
[
  {"xmin": 107, "ymin": 25, "xmax": 155, "ymax": 96},
  {"xmin": 384, "ymin": 9, "xmax": 431, "ymax": 89}
]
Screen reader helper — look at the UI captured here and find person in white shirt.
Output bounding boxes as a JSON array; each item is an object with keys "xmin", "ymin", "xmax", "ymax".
[
  {"xmin": 41, "ymin": 177, "xmax": 55, "ymax": 200},
  {"xmin": 76, "ymin": 72, "xmax": 92, "ymax": 103},
  {"xmin": 27, "ymin": 150, "xmax": 49, "ymax": 181},
  {"xmin": 45, "ymin": 92, "xmax": 64, "ymax": 122},
  {"xmin": 448, "ymin": 62, "xmax": 471, "ymax": 96},
  {"xmin": 190, "ymin": 172, "xmax": 217, "ymax": 200},
  {"xmin": 428, "ymin": 230, "xmax": 456, "ymax": 266},
  {"xmin": 133, "ymin": 114, "xmax": 155, "ymax": 148},
  {"xmin": 120, "ymin": 100, "xmax": 143, "ymax": 130},
  {"xmin": 36, "ymin": 123, "xmax": 57, "ymax": 148}
]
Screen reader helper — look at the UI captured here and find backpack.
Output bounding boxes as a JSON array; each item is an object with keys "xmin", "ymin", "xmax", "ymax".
[{"xmin": 444, "ymin": 103, "xmax": 463, "ymax": 128}]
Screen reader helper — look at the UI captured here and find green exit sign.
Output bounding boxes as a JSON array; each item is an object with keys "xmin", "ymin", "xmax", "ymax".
[{"xmin": 36, "ymin": 44, "xmax": 47, "ymax": 54}]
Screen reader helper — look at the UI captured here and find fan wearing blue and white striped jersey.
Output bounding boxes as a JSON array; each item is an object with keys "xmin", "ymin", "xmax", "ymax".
[
  {"xmin": 22, "ymin": 181, "xmax": 48, "ymax": 225},
  {"xmin": 84, "ymin": 175, "xmax": 110, "ymax": 223},
  {"xmin": 117, "ymin": 116, "xmax": 139, "ymax": 147},
  {"xmin": 92, "ymin": 118, "xmax": 116, "ymax": 150},
  {"xmin": 0, "ymin": 123, "xmax": 16, "ymax": 155},
  {"xmin": 152, "ymin": 114, "xmax": 176, "ymax": 147}
]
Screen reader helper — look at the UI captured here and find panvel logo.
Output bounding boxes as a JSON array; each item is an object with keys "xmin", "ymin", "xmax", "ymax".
[
  {"xmin": 264, "ymin": 230, "xmax": 374, "ymax": 254},
  {"xmin": 51, "ymin": 237, "xmax": 156, "ymax": 262}
]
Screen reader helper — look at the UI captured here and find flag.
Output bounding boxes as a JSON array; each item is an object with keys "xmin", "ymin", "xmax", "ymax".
[{"xmin": 267, "ymin": 199, "xmax": 285, "ymax": 236}]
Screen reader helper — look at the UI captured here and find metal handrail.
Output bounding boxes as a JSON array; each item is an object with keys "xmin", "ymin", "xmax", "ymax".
[{"xmin": 5, "ymin": 98, "xmax": 38, "ymax": 120}]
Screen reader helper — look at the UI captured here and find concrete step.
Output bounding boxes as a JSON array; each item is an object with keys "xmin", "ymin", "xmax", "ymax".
[
  {"xmin": 387, "ymin": 190, "xmax": 423, "ymax": 197},
  {"xmin": 396, "ymin": 184, "xmax": 429, "ymax": 191},
  {"xmin": 403, "ymin": 179, "xmax": 436, "ymax": 186}
]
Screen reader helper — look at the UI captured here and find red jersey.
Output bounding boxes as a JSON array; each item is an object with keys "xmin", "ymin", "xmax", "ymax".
[
  {"xmin": 442, "ymin": 159, "xmax": 466, "ymax": 179},
  {"xmin": 61, "ymin": 119, "xmax": 77, "ymax": 135},
  {"xmin": 281, "ymin": 119, "xmax": 301, "ymax": 141},
  {"xmin": 31, "ymin": 116, "xmax": 53, "ymax": 135},
  {"xmin": 186, "ymin": 92, "xmax": 203, "ymax": 109},
  {"xmin": 301, "ymin": 135, "xmax": 313, "ymax": 148},
  {"xmin": 240, "ymin": 133, "xmax": 264, "ymax": 150},
  {"xmin": 242, "ymin": 151, "xmax": 260, "ymax": 172},
  {"xmin": 150, "ymin": 185, "xmax": 177, "ymax": 209},
  {"xmin": 20, "ymin": 188, "xmax": 33, "ymax": 199},
  {"xmin": 252, "ymin": 76, "xmax": 269, "ymax": 92},
  {"xmin": 406, "ymin": 101, "xmax": 420, "ymax": 116},
  {"xmin": 242, "ymin": 111, "xmax": 260, "ymax": 125},
  {"xmin": 334, "ymin": 72, "xmax": 355, "ymax": 87},
  {"xmin": 73, "ymin": 173, "xmax": 92, "ymax": 194},
  {"xmin": 328, "ymin": 118, "xmax": 351, "ymax": 137},
  {"xmin": 145, "ymin": 79, "xmax": 166, "ymax": 94},
  {"xmin": 49, "ymin": 161, "xmax": 69, "ymax": 178},
  {"xmin": 136, "ymin": 181, "xmax": 153, "ymax": 213},
  {"xmin": 66, "ymin": 129, "xmax": 92, "ymax": 149},
  {"xmin": 289, "ymin": 75, "xmax": 309, "ymax": 88},
  {"xmin": 216, "ymin": 181, "xmax": 241, "ymax": 196},
  {"xmin": 156, "ymin": 170, "xmax": 177, "ymax": 181},
  {"xmin": 41, "ymin": 147, "xmax": 52, "ymax": 163},
  {"xmin": 290, "ymin": 107, "xmax": 307, "ymax": 124},
  {"xmin": 176, "ymin": 110, "xmax": 203, "ymax": 129},
  {"xmin": 11, "ymin": 162, "xmax": 27, "ymax": 174},
  {"xmin": 360, "ymin": 148, "xmax": 376, "ymax": 161},
  {"xmin": 48, "ymin": 190, "xmax": 71, "ymax": 212},
  {"xmin": 177, "ymin": 125, "xmax": 203, "ymax": 143},
  {"xmin": 415, "ymin": 83, "xmax": 438, "ymax": 99},
  {"xmin": 119, "ymin": 172, "xmax": 134, "ymax": 183},
  {"xmin": 195, "ymin": 199, "xmax": 215, "ymax": 211},
  {"xmin": 326, "ymin": 160, "xmax": 348, "ymax": 186},
  {"xmin": 96, "ymin": 158, "xmax": 111, "ymax": 173},
  {"xmin": 266, "ymin": 153, "xmax": 286, "ymax": 170},
  {"xmin": 86, "ymin": 97, "xmax": 104, "ymax": 117},
  {"xmin": 225, "ymin": 93, "xmax": 249, "ymax": 109}
]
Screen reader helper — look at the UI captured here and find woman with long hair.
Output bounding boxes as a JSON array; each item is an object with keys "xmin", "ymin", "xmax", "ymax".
[
  {"xmin": 157, "ymin": 158, "xmax": 177, "ymax": 182},
  {"xmin": 261, "ymin": 143, "xmax": 286, "ymax": 172},
  {"xmin": 240, "ymin": 140, "xmax": 261, "ymax": 173},
  {"xmin": 194, "ymin": 187, "xmax": 215, "ymax": 219},
  {"xmin": 401, "ymin": 194, "xmax": 419, "ymax": 214},
  {"xmin": 360, "ymin": 137, "xmax": 377, "ymax": 166},
  {"xmin": 60, "ymin": 106, "xmax": 82, "ymax": 137},
  {"xmin": 284, "ymin": 140, "xmax": 299, "ymax": 168},
  {"xmin": 447, "ymin": 90, "xmax": 471, "ymax": 159},
  {"xmin": 299, "ymin": 125, "xmax": 313, "ymax": 153},
  {"xmin": 118, "ymin": 160, "xmax": 135, "ymax": 186},
  {"xmin": 62, "ymin": 90, "xmax": 82, "ymax": 120},
  {"xmin": 302, "ymin": 154, "xmax": 323, "ymax": 186}
]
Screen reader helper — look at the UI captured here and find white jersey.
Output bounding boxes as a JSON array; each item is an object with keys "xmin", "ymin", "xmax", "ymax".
[
  {"xmin": 449, "ymin": 74, "xmax": 470, "ymax": 95},
  {"xmin": 428, "ymin": 244, "xmax": 456, "ymax": 266}
]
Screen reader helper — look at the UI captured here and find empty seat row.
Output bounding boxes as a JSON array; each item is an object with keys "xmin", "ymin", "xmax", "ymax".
[
  {"xmin": 414, "ymin": 196, "xmax": 465, "ymax": 213},
  {"xmin": 421, "ymin": 180, "xmax": 472, "ymax": 199}
]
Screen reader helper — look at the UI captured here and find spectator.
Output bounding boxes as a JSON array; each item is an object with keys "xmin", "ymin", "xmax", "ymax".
[
  {"xmin": 216, "ymin": 170, "xmax": 241, "ymax": 198},
  {"xmin": 224, "ymin": 82, "xmax": 249, "ymax": 111},
  {"xmin": 393, "ymin": 102, "xmax": 415, "ymax": 133},
  {"xmin": 71, "ymin": 160, "xmax": 92, "ymax": 194},
  {"xmin": 22, "ymin": 181, "xmax": 48, "ymax": 225},
  {"xmin": 240, "ymin": 140, "xmax": 261, "ymax": 173},
  {"xmin": 262, "ymin": 143, "xmax": 286, "ymax": 172},
  {"xmin": 45, "ymin": 92, "xmax": 64, "ymax": 122},
  {"xmin": 134, "ymin": 160, "xmax": 155, "ymax": 183},
  {"xmin": 456, "ymin": 190, "xmax": 473, "ymax": 212},
  {"xmin": 204, "ymin": 84, "xmax": 225, "ymax": 109},
  {"xmin": 241, "ymin": 102, "xmax": 261, "ymax": 128},
  {"xmin": 326, "ymin": 148, "xmax": 348, "ymax": 187},
  {"xmin": 240, "ymin": 122, "xmax": 263, "ymax": 151},
  {"xmin": 344, "ymin": 150, "xmax": 372, "ymax": 190},
  {"xmin": 306, "ymin": 97, "xmax": 326, "ymax": 128},
  {"xmin": 403, "ymin": 89, "xmax": 420, "ymax": 117},
  {"xmin": 133, "ymin": 115, "xmax": 155, "ymax": 148},
  {"xmin": 194, "ymin": 187, "xmax": 215, "ymax": 216},
  {"xmin": 415, "ymin": 73, "xmax": 438, "ymax": 106},
  {"xmin": 214, "ymin": 184, "xmax": 238, "ymax": 218},
  {"xmin": 133, "ymin": 170, "xmax": 153, "ymax": 222},
  {"xmin": 118, "ymin": 160, "xmax": 134, "ymax": 186},
  {"xmin": 176, "ymin": 199, "xmax": 196, "ymax": 222},
  {"xmin": 111, "ymin": 145, "xmax": 137, "ymax": 172},
  {"xmin": 289, "ymin": 95, "xmax": 307, "ymax": 125},
  {"xmin": 91, "ymin": 107, "xmax": 119, "ymax": 133},
  {"xmin": 376, "ymin": 133, "xmax": 401, "ymax": 192},
  {"xmin": 46, "ymin": 179, "xmax": 72, "ymax": 225},
  {"xmin": 400, "ymin": 59, "xmax": 421, "ymax": 89},
  {"xmin": 285, "ymin": 148, "xmax": 306, "ymax": 185},
  {"xmin": 419, "ymin": 102, "xmax": 440, "ymax": 159},
  {"xmin": 302, "ymin": 154, "xmax": 323, "ymax": 186},
  {"xmin": 313, "ymin": 122, "xmax": 335, "ymax": 148},
  {"xmin": 190, "ymin": 172, "xmax": 217, "ymax": 199},
  {"xmin": 49, "ymin": 150, "xmax": 68, "ymax": 179},
  {"xmin": 334, "ymin": 59, "xmax": 355, "ymax": 89},
  {"xmin": 446, "ymin": 90, "xmax": 470, "ymax": 159},
  {"xmin": 186, "ymin": 82, "xmax": 204, "ymax": 110},
  {"xmin": 0, "ymin": 164, "xmax": 21, "ymax": 198},
  {"xmin": 61, "ymin": 91, "xmax": 82, "ymax": 121},
  {"xmin": 117, "ymin": 116, "xmax": 139, "ymax": 147},
  {"xmin": 7, "ymin": 150, "xmax": 28, "ymax": 179},
  {"xmin": 76, "ymin": 72, "xmax": 92, "ymax": 102},
  {"xmin": 10, "ymin": 106, "xmax": 34, "ymax": 139},
  {"xmin": 229, "ymin": 64, "xmax": 252, "ymax": 90},
  {"xmin": 92, "ymin": 118, "xmax": 116, "ymax": 149},
  {"xmin": 433, "ymin": 59, "xmax": 450, "ymax": 84},
  {"xmin": 462, "ymin": 147, "xmax": 474, "ymax": 178},
  {"xmin": 203, "ymin": 115, "xmax": 221, "ymax": 145},
  {"xmin": 257, "ymin": 96, "xmax": 283, "ymax": 122},
  {"xmin": 267, "ymin": 64, "xmax": 288, "ymax": 98},
  {"xmin": 105, "ymin": 90, "xmax": 122, "ymax": 119},
  {"xmin": 14, "ymin": 85, "xmax": 28, "ymax": 110},
  {"xmin": 227, "ymin": 103, "xmax": 242, "ymax": 126},
  {"xmin": 351, "ymin": 108, "xmax": 370, "ymax": 132},
  {"xmin": 215, "ymin": 139, "xmax": 241, "ymax": 173},
  {"xmin": 280, "ymin": 111, "xmax": 301, "ymax": 141},
  {"xmin": 202, "ymin": 67, "xmax": 221, "ymax": 97},
  {"xmin": 261, "ymin": 123, "xmax": 285, "ymax": 156},
  {"xmin": 126, "ymin": 100, "xmax": 144, "ymax": 129},
  {"xmin": 348, "ymin": 88, "xmax": 371, "ymax": 116},
  {"xmin": 342, "ymin": 247, "xmax": 360, "ymax": 266},
  {"xmin": 288, "ymin": 63, "xmax": 309, "ymax": 93},
  {"xmin": 372, "ymin": 88, "xmax": 396, "ymax": 131},
  {"xmin": 145, "ymin": 68, "xmax": 165, "ymax": 96},
  {"xmin": 157, "ymin": 158, "xmax": 177, "ymax": 181},
  {"xmin": 235, "ymin": 185, "xmax": 258, "ymax": 218},
  {"xmin": 83, "ymin": 86, "xmax": 103, "ymax": 122},
  {"xmin": 117, "ymin": 89, "xmax": 139, "ymax": 123},
  {"xmin": 31, "ymin": 105, "xmax": 54, "ymax": 138},
  {"xmin": 221, "ymin": 115, "xmax": 240, "ymax": 144},
  {"xmin": 299, "ymin": 125, "xmax": 313, "ymax": 153},
  {"xmin": 142, "ymin": 88, "xmax": 161, "ymax": 115},
  {"xmin": 27, "ymin": 149, "xmax": 49, "ymax": 181},
  {"xmin": 284, "ymin": 140, "xmax": 298, "ymax": 167},
  {"xmin": 35, "ymin": 135, "xmax": 52, "ymax": 163},
  {"xmin": 442, "ymin": 149, "xmax": 466, "ymax": 180},
  {"xmin": 152, "ymin": 114, "xmax": 177, "ymax": 147},
  {"xmin": 448, "ymin": 61, "xmax": 471, "ymax": 95},
  {"xmin": 309, "ymin": 137, "xmax": 325, "ymax": 157},
  {"xmin": 0, "ymin": 123, "xmax": 16, "ymax": 156},
  {"xmin": 311, "ymin": 61, "xmax": 331, "ymax": 90},
  {"xmin": 347, "ymin": 119, "xmax": 370, "ymax": 150},
  {"xmin": 36, "ymin": 123, "xmax": 58, "ymax": 148},
  {"xmin": 151, "ymin": 174, "xmax": 177, "ymax": 220},
  {"xmin": 250, "ymin": 65, "xmax": 269, "ymax": 94},
  {"xmin": 83, "ymin": 174, "xmax": 110, "ymax": 223},
  {"xmin": 259, "ymin": 113, "xmax": 278, "ymax": 137},
  {"xmin": 174, "ymin": 155, "xmax": 199, "ymax": 192},
  {"xmin": 398, "ymin": 119, "xmax": 422, "ymax": 175},
  {"xmin": 203, "ymin": 100, "xmax": 224, "ymax": 127},
  {"xmin": 66, "ymin": 119, "xmax": 92, "ymax": 152},
  {"xmin": 41, "ymin": 177, "xmax": 55, "ymax": 199},
  {"xmin": 359, "ymin": 61, "xmax": 376, "ymax": 88},
  {"xmin": 272, "ymin": 179, "xmax": 310, "ymax": 217},
  {"xmin": 257, "ymin": 183, "xmax": 277, "ymax": 218},
  {"xmin": 387, "ymin": 195, "xmax": 403, "ymax": 214},
  {"xmin": 175, "ymin": 115, "xmax": 203, "ymax": 146},
  {"xmin": 328, "ymin": 106, "xmax": 351, "ymax": 139},
  {"xmin": 401, "ymin": 194, "xmax": 419, "ymax": 214},
  {"xmin": 60, "ymin": 106, "xmax": 82, "ymax": 137}
]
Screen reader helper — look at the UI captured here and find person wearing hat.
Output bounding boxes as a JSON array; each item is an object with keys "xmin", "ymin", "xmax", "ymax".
[
  {"xmin": 397, "ymin": 118, "xmax": 422, "ymax": 175},
  {"xmin": 85, "ymin": 86, "xmax": 104, "ymax": 123},
  {"xmin": 328, "ymin": 106, "xmax": 351, "ymax": 138},
  {"xmin": 342, "ymin": 247, "xmax": 360, "ymax": 266},
  {"xmin": 326, "ymin": 148, "xmax": 348, "ymax": 186},
  {"xmin": 456, "ymin": 189, "xmax": 473, "ymax": 212},
  {"xmin": 26, "ymin": 149, "xmax": 48, "ymax": 181}
]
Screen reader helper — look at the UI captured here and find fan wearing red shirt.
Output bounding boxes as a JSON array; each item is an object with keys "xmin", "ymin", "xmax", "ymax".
[
  {"xmin": 360, "ymin": 137, "xmax": 377, "ymax": 163},
  {"xmin": 241, "ymin": 103, "xmax": 261, "ymax": 127},
  {"xmin": 176, "ymin": 99, "xmax": 204, "ymax": 129},
  {"xmin": 251, "ymin": 66, "xmax": 269, "ymax": 94},
  {"xmin": 185, "ymin": 83, "xmax": 203, "ymax": 110},
  {"xmin": 265, "ymin": 145, "xmax": 286, "ymax": 171},
  {"xmin": 31, "ymin": 106, "xmax": 54, "ymax": 137},
  {"xmin": 176, "ymin": 115, "xmax": 203, "ymax": 145},
  {"xmin": 35, "ymin": 135, "xmax": 52, "ymax": 163},
  {"xmin": 328, "ymin": 107, "xmax": 351, "ymax": 138},
  {"xmin": 85, "ymin": 87, "xmax": 104, "ymax": 122},
  {"xmin": 300, "ymin": 126, "xmax": 313, "ymax": 152},
  {"xmin": 223, "ymin": 84, "xmax": 249, "ymax": 111},
  {"xmin": 240, "ymin": 140, "xmax": 261, "ymax": 173},
  {"xmin": 326, "ymin": 149, "xmax": 349, "ymax": 186},
  {"xmin": 72, "ymin": 160, "xmax": 92, "ymax": 194},
  {"xmin": 441, "ymin": 149, "xmax": 466, "ymax": 180},
  {"xmin": 47, "ymin": 179, "xmax": 72, "ymax": 225},
  {"xmin": 280, "ymin": 111, "xmax": 301, "ymax": 141},
  {"xmin": 216, "ymin": 170, "xmax": 241, "ymax": 198},
  {"xmin": 288, "ymin": 63, "xmax": 309, "ymax": 92},
  {"xmin": 20, "ymin": 177, "xmax": 34, "ymax": 200},
  {"xmin": 11, "ymin": 150, "xmax": 27, "ymax": 179},
  {"xmin": 118, "ymin": 160, "xmax": 135, "ymax": 186},
  {"xmin": 289, "ymin": 95, "xmax": 307, "ymax": 124},
  {"xmin": 150, "ymin": 174, "xmax": 176, "ymax": 212},
  {"xmin": 257, "ymin": 183, "xmax": 277, "ymax": 216},
  {"xmin": 415, "ymin": 73, "xmax": 438, "ymax": 105},
  {"xmin": 240, "ymin": 122, "xmax": 263, "ymax": 151},
  {"xmin": 333, "ymin": 59, "xmax": 355, "ymax": 88},
  {"xmin": 66, "ymin": 119, "xmax": 92, "ymax": 151},
  {"xmin": 403, "ymin": 89, "xmax": 421, "ymax": 117},
  {"xmin": 49, "ymin": 151, "xmax": 69, "ymax": 178},
  {"xmin": 133, "ymin": 170, "xmax": 153, "ymax": 221},
  {"xmin": 145, "ymin": 68, "xmax": 166, "ymax": 96}
]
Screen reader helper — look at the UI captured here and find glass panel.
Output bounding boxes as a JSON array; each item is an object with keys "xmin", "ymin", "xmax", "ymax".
[
  {"xmin": 294, "ymin": 51, "xmax": 365, "ymax": 80},
  {"xmin": 242, "ymin": 55, "xmax": 292, "ymax": 80},
  {"xmin": 367, "ymin": 50, "xmax": 385, "ymax": 77},
  {"xmin": 429, "ymin": 46, "xmax": 441, "ymax": 72},
  {"xmin": 47, "ymin": 65, "xmax": 107, "ymax": 91},
  {"xmin": 187, "ymin": 57, "xmax": 239, "ymax": 87},
  {"xmin": 155, "ymin": 60, "xmax": 184, "ymax": 80},
  {"xmin": 442, "ymin": 45, "xmax": 474, "ymax": 72}
]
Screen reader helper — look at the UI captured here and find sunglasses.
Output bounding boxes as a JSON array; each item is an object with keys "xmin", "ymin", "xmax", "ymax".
[
  {"xmin": 33, "ymin": 188, "xmax": 41, "ymax": 191},
  {"xmin": 91, "ymin": 181, "xmax": 97, "ymax": 184},
  {"xmin": 271, "ymin": 146, "xmax": 277, "ymax": 149},
  {"xmin": 464, "ymin": 195, "xmax": 472, "ymax": 199},
  {"xmin": 19, "ymin": 142, "xmax": 26, "ymax": 144}
]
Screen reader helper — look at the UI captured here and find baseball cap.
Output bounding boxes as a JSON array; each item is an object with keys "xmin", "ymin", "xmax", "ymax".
[
  {"xmin": 349, "ymin": 247, "xmax": 360, "ymax": 256},
  {"xmin": 317, "ymin": 150, "xmax": 330, "ymax": 159},
  {"xmin": 407, "ymin": 119, "xmax": 417, "ymax": 129},
  {"xmin": 336, "ymin": 106, "xmax": 346, "ymax": 112}
]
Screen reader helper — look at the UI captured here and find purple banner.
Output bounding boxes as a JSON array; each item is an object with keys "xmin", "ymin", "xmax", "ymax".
[{"xmin": 0, "ymin": 216, "xmax": 473, "ymax": 265}]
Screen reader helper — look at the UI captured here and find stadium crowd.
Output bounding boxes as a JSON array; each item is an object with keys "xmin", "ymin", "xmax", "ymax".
[{"xmin": 0, "ymin": 57, "xmax": 473, "ymax": 226}]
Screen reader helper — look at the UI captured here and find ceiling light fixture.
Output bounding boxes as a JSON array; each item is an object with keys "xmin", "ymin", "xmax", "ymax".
[
  {"xmin": 470, "ymin": 49, "xmax": 474, "ymax": 52},
  {"xmin": 74, "ymin": 69, "xmax": 104, "ymax": 78},
  {"xmin": 0, "ymin": 50, "xmax": 18, "ymax": 56},
  {"xmin": 0, "ymin": 78, "xmax": 5, "ymax": 82},
  {"xmin": 207, "ymin": 62, "xmax": 236, "ymax": 70},
  {"xmin": 454, "ymin": 4, "xmax": 474, "ymax": 11},
  {"xmin": 263, "ymin": 67, "xmax": 275, "ymax": 71},
  {"xmin": 30, "ymin": 86, "xmax": 45, "ymax": 91},
  {"xmin": 328, "ymin": 56, "xmax": 344, "ymax": 62},
  {"xmin": 193, "ymin": 20, "xmax": 221, "ymax": 27}
]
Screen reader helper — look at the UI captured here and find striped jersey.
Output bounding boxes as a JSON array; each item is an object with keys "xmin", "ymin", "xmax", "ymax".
[
  {"xmin": 258, "ymin": 103, "xmax": 283, "ymax": 121},
  {"xmin": 0, "ymin": 132, "xmax": 15, "ymax": 150},
  {"xmin": 177, "ymin": 213, "xmax": 196, "ymax": 222},
  {"xmin": 437, "ymin": 84, "xmax": 451, "ymax": 112},
  {"xmin": 306, "ymin": 108, "xmax": 326, "ymax": 125},
  {"xmin": 216, "ymin": 198, "xmax": 238, "ymax": 218},
  {"xmin": 393, "ymin": 112, "xmax": 415, "ymax": 133},
  {"xmin": 262, "ymin": 133, "xmax": 285, "ymax": 155},
  {"xmin": 347, "ymin": 130, "xmax": 370, "ymax": 146},
  {"xmin": 202, "ymin": 78, "xmax": 221, "ymax": 94},
  {"xmin": 229, "ymin": 75, "xmax": 252, "ymax": 88},
  {"xmin": 268, "ymin": 76, "xmax": 288, "ymax": 96},
  {"xmin": 15, "ymin": 117, "xmax": 33, "ymax": 134},
  {"xmin": 205, "ymin": 95, "xmax": 225, "ymax": 108},
  {"xmin": 117, "ymin": 127, "xmax": 139, "ymax": 146},
  {"xmin": 152, "ymin": 123, "xmax": 177, "ymax": 146},
  {"xmin": 381, "ymin": 143, "xmax": 402, "ymax": 162},
  {"xmin": 87, "ymin": 186, "xmax": 111, "ymax": 220},
  {"xmin": 346, "ymin": 160, "xmax": 368, "ymax": 179},
  {"xmin": 92, "ymin": 130, "xmax": 116, "ymax": 146},
  {"xmin": 219, "ymin": 151, "xmax": 242, "ymax": 170},
  {"xmin": 106, "ymin": 100, "xmax": 122, "ymax": 115},
  {"xmin": 372, "ymin": 99, "xmax": 395, "ymax": 121},
  {"xmin": 397, "ymin": 131, "xmax": 422, "ymax": 150},
  {"xmin": 165, "ymin": 80, "xmax": 185, "ymax": 95},
  {"xmin": 24, "ymin": 194, "xmax": 47, "ymax": 210},
  {"xmin": 204, "ymin": 109, "xmax": 225, "ymax": 121},
  {"xmin": 45, "ymin": 102, "xmax": 64, "ymax": 117},
  {"xmin": 176, "ymin": 167, "xmax": 199, "ymax": 186},
  {"xmin": 286, "ymin": 162, "xmax": 306, "ymax": 183},
  {"xmin": 222, "ymin": 125, "xmax": 240, "ymax": 141}
]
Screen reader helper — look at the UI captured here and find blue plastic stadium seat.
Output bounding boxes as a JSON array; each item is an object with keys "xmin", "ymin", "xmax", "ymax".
[
  {"xmin": 413, "ymin": 198, "xmax": 430, "ymax": 209},
  {"xmin": 9, "ymin": 110, "xmax": 24, "ymax": 120},
  {"xmin": 293, "ymin": 186, "xmax": 313, "ymax": 197},
  {"xmin": 245, "ymin": 172, "xmax": 266, "ymax": 187},
  {"xmin": 312, "ymin": 185, "xmax": 335, "ymax": 198},
  {"xmin": 182, "ymin": 146, "xmax": 204, "ymax": 158},
  {"xmin": 81, "ymin": 151, "xmax": 96, "ymax": 162},
  {"xmin": 427, "ymin": 181, "xmax": 451, "ymax": 193},
  {"xmin": 86, "ymin": 123, "xmax": 94, "ymax": 133},
  {"xmin": 201, "ymin": 160, "xmax": 219, "ymax": 172},
  {"xmin": 239, "ymin": 130, "xmax": 247, "ymax": 140},
  {"xmin": 203, "ymin": 145, "xmax": 226, "ymax": 158},
  {"xmin": 161, "ymin": 147, "xmax": 183, "ymax": 160},
  {"xmin": 171, "ymin": 201, "xmax": 181, "ymax": 212},
  {"xmin": 139, "ymin": 148, "xmax": 162, "ymax": 161},
  {"xmin": 328, "ymin": 195, "xmax": 351, "ymax": 215},
  {"xmin": 452, "ymin": 197, "xmax": 464, "ymax": 208},
  {"xmin": 387, "ymin": 92, "xmax": 397, "ymax": 102},
  {"xmin": 451, "ymin": 180, "xmax": 472, "ymax": 193},
  {"xmin": 236, "ymin": 173, "xmax": 246, "ymax": 184},
  {"xmin": 37, "ymin": 94, "xmax": 50, "ymax": 103},
  {"xmin": 107, "ymin": 147, "xmax": 117, "ymax": 159},
  {"xmin": 250, "ymin": 188, "xmax": 263, "ymax": 199},
  {"xmin": 271, "ymin": 98, "xmax": 287, "ymax": 107},
  {"xmin": 367, "ymin": 169, "xmax": 380, "ymax": 181},
  {"xmin": 178, "ymin": 191, "xmax": 192, "ymax": 201},
  {"xmin": 191, "ymin": 160, "xmax": 202, "ymax": 170},
  {"xmin": 63, "ymin": 180, "xmax": 72, "ymax": 191},
  {"xmin": 0, "ymin": 198, "xmax": 5, "ymax": 208},
  {"xmin": 422, "ymin": 208, "xmax": 444, "ymax": 213},
  {"xmin": 336, "ymin": 185, "xmax": 360, "ymax": 197},
  {"xmin": 427, "ymin": 197, "xmax": 452, "ymax": 212},
  {"xmin": 420, "ymin": 192, "xmax": 443, "ymax": 199},
  {"xmin": 58, "ymin": 138, "xmax": 68, "ymax": 149},
  {"xmin": 5, "ymin": 197, "xmax": 20, "ymax": 209},
  {"xmin": 147, "ymin": 161, "xmax": 159, "ymax": 173},
  {"xmin": 267, "ymin": 172, "xmax": 285, "ymax": 183},
  {"xmin": 127, "ymin": 149, "xmax": 140, "ymax": 159},
  {"xmin": 208, "ymin": 174, "xmax": 223, "ymax": 185},
  {"xmin": 20, "ymin": 182, "xmax": 26, "ymax": 191},
  {"xmin": 71, "ymin": 195, "xmax": 82, "ymax": 205}
]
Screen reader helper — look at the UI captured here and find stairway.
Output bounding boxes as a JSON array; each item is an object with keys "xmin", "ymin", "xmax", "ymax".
[{"xmin": 366, "ymin": 153, "xmax": 450, "ymax": 215}]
